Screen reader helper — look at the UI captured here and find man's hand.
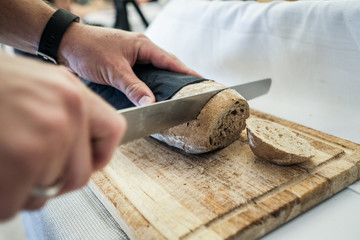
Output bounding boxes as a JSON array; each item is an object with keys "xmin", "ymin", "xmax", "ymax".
[
  {"xmin": 0, "ymin": 53, "xmax": 126, "ymax": 220},
  {"xmin": 0, "ymin": 0, "xmax": 201, "ymax": 107},
  {"xmin": 58, "ymin": 24, "xmax": 202, "ymax": 106}
]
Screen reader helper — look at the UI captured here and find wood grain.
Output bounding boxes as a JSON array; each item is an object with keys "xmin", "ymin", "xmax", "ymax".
[{"xmin": 91, "ymin": 110, "xmax": 360, "ymax": 240}]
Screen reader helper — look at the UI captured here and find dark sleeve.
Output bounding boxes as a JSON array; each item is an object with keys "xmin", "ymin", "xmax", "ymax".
[{"xmin": 83, "ymin": 64, "xmax": 209, "ymax": 110}]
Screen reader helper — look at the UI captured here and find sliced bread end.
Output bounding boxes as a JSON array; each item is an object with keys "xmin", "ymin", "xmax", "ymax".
[{"xmin": 246, "ymin": 118, "xmax": 315, "ymax": 165}]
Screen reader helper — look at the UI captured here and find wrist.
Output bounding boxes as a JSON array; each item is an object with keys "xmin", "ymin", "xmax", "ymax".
[
  {"xmin": 36, "ymin": 9, "xmax": 79, "ymax": 64},
  {"xmin": 56, "ymin": 22, "xmax": 83, "ymax": 67}
]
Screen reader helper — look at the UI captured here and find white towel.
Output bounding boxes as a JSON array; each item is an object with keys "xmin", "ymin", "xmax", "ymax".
[{"xmin": 146, "ymin": 0, "xmax": 360, "ymax": 143}]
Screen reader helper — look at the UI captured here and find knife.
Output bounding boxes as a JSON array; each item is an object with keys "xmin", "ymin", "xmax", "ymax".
[{"xmin": 118, "ymin": 78, "xmax": 271, "ymax": 144}]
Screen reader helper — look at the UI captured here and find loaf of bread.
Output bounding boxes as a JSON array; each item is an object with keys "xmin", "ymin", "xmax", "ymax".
[
  {"xmin": 151, "ymin": 81, "xmax": 250, "ymax": 154},
  {"xmin": 246, "ymin": 118, "xmax": 315, "ymax": 165}
]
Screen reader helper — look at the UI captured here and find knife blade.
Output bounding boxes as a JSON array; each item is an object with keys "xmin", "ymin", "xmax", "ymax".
[{"xmin": 118, "ymin": 78, "xmax": 271, "ymax": 144}]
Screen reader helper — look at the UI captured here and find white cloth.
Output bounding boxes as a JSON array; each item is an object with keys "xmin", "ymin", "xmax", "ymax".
[
  {"xmin": 146, "ymin": 0, "xmax": 360, "ymax": 144},
  {"xmin": 22, "ymin": 185, "xmax": 129, "ymax": 240}
]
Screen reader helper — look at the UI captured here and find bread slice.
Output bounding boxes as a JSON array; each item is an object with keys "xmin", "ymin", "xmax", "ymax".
[
  {"xmin": 152, "ymin": 81, "xmax": 250, "ymax": 154},
  {"xmin": 246, "ymin": 118, "xmax": 315, "ymax": 165}
]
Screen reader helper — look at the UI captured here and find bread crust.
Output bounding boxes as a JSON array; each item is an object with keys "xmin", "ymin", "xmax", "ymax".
[
  {"xmin": 246, "ymin": 118, "xmax": 315, "ymax": 165},
  {"xmin": 152, "ymin": 81, "xmax": 250, "ymax": 154}
]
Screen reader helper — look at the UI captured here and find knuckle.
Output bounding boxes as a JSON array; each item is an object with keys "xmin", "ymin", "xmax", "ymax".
[
  {"xmin": 134, "ymin": 32, "xmax": 148, "ymax": 41},
  {"xmin": 134, "ymin": 33, "xmax": 150, "ymax": 47},
  {"xmin": 60, "ymin": 85, "xmax": 84, "ymax": 112},
  {"xmin": 125, "ymin": 82, "xmax": 144, "ymax": 102},
  {"xmin": 39, "ymin": 111, "xmax": 70, "ymax": 137}
]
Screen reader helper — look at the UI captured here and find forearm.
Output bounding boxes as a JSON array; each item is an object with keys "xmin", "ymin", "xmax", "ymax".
[
  {"xmin": 0, "ymin": 0, "xmax": 200, "ymax": 108},
  {"xmin": 0, "ymin": 0, "xmax": 55, "ymax": 53}
]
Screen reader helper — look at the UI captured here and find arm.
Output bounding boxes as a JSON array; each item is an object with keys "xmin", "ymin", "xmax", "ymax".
[
  {"xmin": 0, "ymin": 0, "xmax": 54, "ymax": 53},
  {"xmin": 0, "ymin": 0, "xmax": 201, "ymax": 106}
]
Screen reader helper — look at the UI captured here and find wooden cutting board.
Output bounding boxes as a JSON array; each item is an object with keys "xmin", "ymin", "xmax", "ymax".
[{"xmin": 91, "ymin": 110, "xmax": 360, "ymax": 240}]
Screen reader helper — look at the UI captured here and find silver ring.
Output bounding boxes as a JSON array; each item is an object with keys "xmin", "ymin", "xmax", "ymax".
[{"xmin": 31, "ymin": 178, "xmax": 64, "ymax": 198}]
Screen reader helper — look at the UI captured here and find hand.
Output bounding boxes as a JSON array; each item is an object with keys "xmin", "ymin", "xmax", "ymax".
[
  {"xmin": 58, "ymin": 24, "xmax": 202, "ymax": 106},
  {"xmin": 0, "ymin": 53, "xmax": 126, "ymax": 220}
]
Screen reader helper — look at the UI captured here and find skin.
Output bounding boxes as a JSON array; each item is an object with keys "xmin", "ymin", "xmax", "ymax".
[
  {"xmin": 0, "ymin": 52, "xmax": 126, "ymax": 219},
  {"xmin": 57, "ymin": 23, "xmax": 200, "ymax": 106},
  {"xmin": 54, "ymin": 0, "xmax": 72, "ymax": 10},
  {"xmin": 0, "ymin": 0, "xmax": 201, "ymax": 106},
  {"xmin": 0, "ymin": 0, "xmax": 200, "ymax": 220}
]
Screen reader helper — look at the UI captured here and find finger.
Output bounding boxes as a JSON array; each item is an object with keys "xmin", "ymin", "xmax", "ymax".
[
  {"xmin": 87, "ymin": 91, "xmax": 126, "ymax": 171},
  {"xmin": 61, "ymin": 129, "xmax": 92, "ymax": 194},
  {"xmin": 31, "ymin": 110, "xmax": 75, "ymax": 191},
  {"xmin": 60, "ymin": 88, "xmax": 125, "ymax": 194},
  {"xmin": 0, "ymin": 158, "xmax": 37, "ymax": 218},
  {"xmin": 23, "ymin": 195, "xmax": 48, "ymax": 211},
  {"xmin": 24, "ymin": 174, "xmax": 66, "ymax": 210},
  {"xmin": 23, "ymin": 105, "xmax": 80, "ymax": 209},
  {"xmin": 112, "ymin": 63, "xmax": 155, "ymax": 106},
  {"xmin": 60, "ymin": 89, "xmax": 92, "ymax": 194}
]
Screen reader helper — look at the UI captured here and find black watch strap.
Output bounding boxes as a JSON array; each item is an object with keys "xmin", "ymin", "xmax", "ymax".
[{"xmin": 36, "ymin": 9, "xmax": 79, "ymax": 64}]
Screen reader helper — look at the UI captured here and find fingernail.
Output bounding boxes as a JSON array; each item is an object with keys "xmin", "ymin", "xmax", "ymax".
[{"xmin": 138, "ymin": 96, "xmax": 153, "ymax": 106}]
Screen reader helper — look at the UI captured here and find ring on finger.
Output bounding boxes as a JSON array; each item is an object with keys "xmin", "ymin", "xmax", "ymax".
[{"xmin": 31, "ymin": 177, "xmax": 64, "ymax": 198}]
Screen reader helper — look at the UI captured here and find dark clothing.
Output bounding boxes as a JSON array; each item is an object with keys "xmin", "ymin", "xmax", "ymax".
[{"xmin": 84, "ymin": 64, "xmax": 208, "ymax": 109}]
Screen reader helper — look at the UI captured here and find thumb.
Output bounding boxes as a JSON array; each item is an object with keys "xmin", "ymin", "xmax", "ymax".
[{"xmin": 112, "ymin": 64, "xmax": 155, "ymax": 106}]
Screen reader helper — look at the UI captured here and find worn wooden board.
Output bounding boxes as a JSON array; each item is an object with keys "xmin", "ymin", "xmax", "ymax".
[{"xmin": 91, "ymin": 110, "xmax": 360, "ymax": 240}]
